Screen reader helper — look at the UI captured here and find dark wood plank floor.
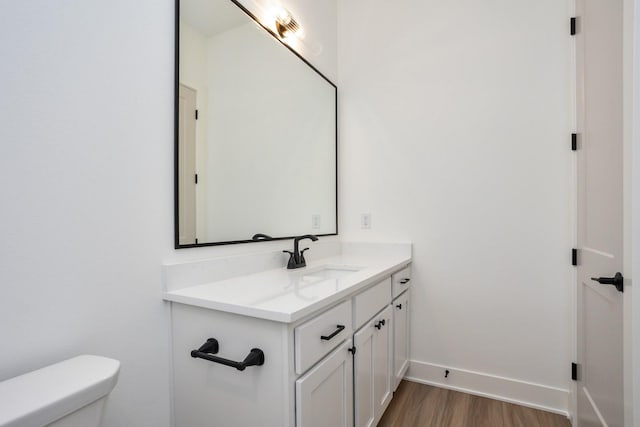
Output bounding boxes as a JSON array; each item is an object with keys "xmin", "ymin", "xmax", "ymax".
[{"xmin": 378, "ymin": 381, "xmax": 571, "ymax": 427}]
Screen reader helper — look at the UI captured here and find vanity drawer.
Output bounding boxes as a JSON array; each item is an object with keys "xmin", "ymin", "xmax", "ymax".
[
  {"xmin": 391, "ymin": 266, "xmax": 412, "ymax": 298},
  {"xmin": 295, "ymin": 300, "xmax": 352, "ymax": 375},
  {"xmin": 353, "ymin": 278, "xmax": 392, "ymax": 330}
]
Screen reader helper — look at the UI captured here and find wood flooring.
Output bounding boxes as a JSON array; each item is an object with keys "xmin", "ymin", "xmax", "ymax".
[{"xmin": 378, "ymin": 381, "xmax": 571, "ymax": 427}]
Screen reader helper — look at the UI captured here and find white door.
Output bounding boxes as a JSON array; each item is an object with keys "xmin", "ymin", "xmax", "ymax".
[
  {"xmin": 392, "ymin": 291, "xmax": 410, "ymax": 391},
  {"xmin": 296, "ymin": 339, "xmax": 354, "ymax": 427},
  {"xmin": 178, "ymin": 84, "xmax": 197, "ymax": 245},
  {"xmin": 575, "ymin": 1, "xmax": 624, "ymax": 426}
]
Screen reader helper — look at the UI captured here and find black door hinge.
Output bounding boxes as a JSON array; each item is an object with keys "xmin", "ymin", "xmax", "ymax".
[
  {"xmin": 570, "ymin": 17, "xmax": 577, "ymax": 36},
  {"xmin": 572, "ymin": 248, "xmax": 578, "ymax": 266},
  {"xmin": 571, "ymin": 362, "xmax": 578, "ymax": 381},
  {"xmin": 195, "ymin": 109, "xmax": 199, "ymax": 120},
  {"xmin": 572, "ymin": 133, "xmax": 577, "ymax": 151},
  {"xmin": 195, "ymin": 174, "xmax": 198, "ymax": 184}
]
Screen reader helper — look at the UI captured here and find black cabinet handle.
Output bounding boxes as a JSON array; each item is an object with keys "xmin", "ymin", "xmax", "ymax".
[
  {"xmin": 374, "ymin": 319, "xmax": 386, "ymax": 330},
  {"xmin": 396, "ymin": 303, "xmax": 402, "ymax": 310},
  {"xmin": 591, "ymin": 272, "xmax": 624, "ymax": 293},
  {"xmin": 321, "ymin": 325, "xmax": 345, "ymax": 341},
  {"xmin": 191, "ymin": 338, "xmax": 265, "ymax": 371},
  {"xmin": 400, "ymin": 278, "xmax": 411, "ymax": 284}
]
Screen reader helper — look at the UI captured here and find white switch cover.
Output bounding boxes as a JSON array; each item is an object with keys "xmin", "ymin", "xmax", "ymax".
[
  {"xmin": 361, "ymin": 213, "xmax": 371, "ymax": 229},
  {"xmin": 312, "ymin": 214, "xmax": 321, "ymax": 229}
]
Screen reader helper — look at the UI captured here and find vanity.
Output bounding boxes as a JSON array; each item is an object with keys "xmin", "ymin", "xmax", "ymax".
[
  {"xmin": 164, "ymin": 243, "xmax": 412, "ymax": 427},
  {"xmin": 169, "ymin": 0, "xmax": 410, "ymax": 424}
]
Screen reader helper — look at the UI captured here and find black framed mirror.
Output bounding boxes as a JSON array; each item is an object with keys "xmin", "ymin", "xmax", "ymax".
[{"xmin": 175, "ymin": 0, "xmax": 337, "ymax": 248}]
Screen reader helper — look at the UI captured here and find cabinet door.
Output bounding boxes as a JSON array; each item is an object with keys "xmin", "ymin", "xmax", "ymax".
[
  {"xmin": 296, "ymin": 339, "xmax": 354, "ymax": 427},
  {"xmin": 354, "ymin": 306, "xmax": 393, "ymax": 427},
  {"xmin": 354, "ymin": 320, "xmax": 375, "ymax": 427},
  {"xmin": 373, "ymin": 305, "xmax": 393, "ymax": 420},
  {"xmin": 392, "ymin": 290, "xmax": 410, "ymax": 391}
]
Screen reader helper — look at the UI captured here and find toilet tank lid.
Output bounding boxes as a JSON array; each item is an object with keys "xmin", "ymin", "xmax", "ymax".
[{"xmin": 0, "ymin": 355, "xmax": 120, "ymax": 427}]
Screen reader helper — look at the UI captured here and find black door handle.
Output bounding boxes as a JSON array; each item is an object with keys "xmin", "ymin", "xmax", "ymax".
[
  {"xmin": 321, "ymin": 325, "xmax": 346, "ymax": 341},
  {"xmin": 591, "ymin": 272, "xmax": 624, "ymax": 293},
  {"xmin": 396, "ymin": 303, "xmax": 402, "ymax": 310}
]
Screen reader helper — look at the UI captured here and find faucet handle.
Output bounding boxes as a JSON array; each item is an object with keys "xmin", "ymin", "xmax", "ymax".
[
  {"xmin": 283, "ymin": 250, "xmax": 296, "ymax": 269},
  {"xmin": 299, "ymin": 248, "xmax": 310, "ymax": 265}
]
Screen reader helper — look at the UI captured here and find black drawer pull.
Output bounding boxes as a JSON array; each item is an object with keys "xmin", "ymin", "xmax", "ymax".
[
  {"xmin": 396, "ymin": 303, "xmax": 402, "ymax": 309},
  {"xmin": 399, "ymin": 278, "xmax": 411, "ymax": 284},
  {"xmin": 374, "ymin": 319, "xmax": 386, "ymax": 330},
  {"xmin": 321, "ymin": 325, "xmax": 346, "ymax": 341},
  {"xmin": 191, "ymin": 338, "xmax": 265, "ymax": 371}
]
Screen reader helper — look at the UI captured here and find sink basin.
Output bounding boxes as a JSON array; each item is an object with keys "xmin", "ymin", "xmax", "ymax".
[{"xmin": 300, "ymin": 265, "xmax": 361, "ymax": 281}]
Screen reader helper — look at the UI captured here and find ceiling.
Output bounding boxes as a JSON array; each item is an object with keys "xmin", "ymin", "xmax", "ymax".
[{"xmin": 181, "ymin": 0, "xmax": 247, "ymax": 38}]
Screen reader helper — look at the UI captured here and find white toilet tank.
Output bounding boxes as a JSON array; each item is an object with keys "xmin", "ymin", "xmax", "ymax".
[{"xmin": 0, "ymin": 355, "xmax": 120, "ymax": 427}]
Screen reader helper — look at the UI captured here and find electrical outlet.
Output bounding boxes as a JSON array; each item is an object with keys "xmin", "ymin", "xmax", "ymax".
[
  {"xmin": 312, "ymin": 214, "xmax": 321, "ymax": 229},
  {"xmin": 361, "ymin": 213, "xmax": 371, "ymax": 229}
]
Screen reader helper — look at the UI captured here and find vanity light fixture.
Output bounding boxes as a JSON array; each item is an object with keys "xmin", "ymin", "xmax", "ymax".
[
  {"xmin": 242, "ymin": 0, "xmax": 322, "ymax": 55},
  {"xmin": 274, "ymin": 7, "xmax": 300, "ymax": 39}
]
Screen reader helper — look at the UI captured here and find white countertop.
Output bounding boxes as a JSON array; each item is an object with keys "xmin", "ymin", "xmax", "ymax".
[{"xmin": 163, "ymin": 252, "xmax": 411, "ymax": 323}]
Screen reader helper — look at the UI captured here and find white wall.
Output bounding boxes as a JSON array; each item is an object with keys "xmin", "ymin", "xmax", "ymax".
[
  {"xmin": 0, "ymin": 1, "xmax": 337, "ymax": 426},
  {"xmin": 338, "ymin": 0, "xmax": 573, "ymax": 412},
  {"xmin": 0, "ymin": 1, "xmax": 174, "ymax": 425}
]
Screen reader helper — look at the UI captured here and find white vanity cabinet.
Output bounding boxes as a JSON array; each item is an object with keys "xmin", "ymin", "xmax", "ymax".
[
  {"xmin": 170, "ymin": 304, "xmax": 292, "ymax": 427},
  {"xmin": 167, "ymin": 262, "xmax": 411, "ymax": 427}
]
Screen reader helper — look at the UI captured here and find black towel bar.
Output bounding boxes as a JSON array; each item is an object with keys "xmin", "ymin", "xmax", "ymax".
[{"xmin": 190, "ymin": 338, "xmax": 265, "ymax": 371}]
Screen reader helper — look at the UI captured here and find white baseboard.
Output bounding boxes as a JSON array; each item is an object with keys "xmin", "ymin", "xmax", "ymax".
[{"xmin": 405, "ymin": 360, "xmax": 570, "ymax": 418}]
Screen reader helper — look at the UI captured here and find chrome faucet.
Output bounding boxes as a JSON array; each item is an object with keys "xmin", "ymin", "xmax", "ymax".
[{"xmin": 283, "ymin": 235, "xmax": 318, "ymax": 269}]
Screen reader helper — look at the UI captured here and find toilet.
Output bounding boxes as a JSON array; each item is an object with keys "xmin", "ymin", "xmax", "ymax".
[{"xmin": 0, "ymin": 355, "xmax": 120, "ymax": 427}]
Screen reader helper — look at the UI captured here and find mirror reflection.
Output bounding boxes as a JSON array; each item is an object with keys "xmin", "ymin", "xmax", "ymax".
[{"xmin": 176, "ymin": 0, "xmax": 337, "ymax": 247}]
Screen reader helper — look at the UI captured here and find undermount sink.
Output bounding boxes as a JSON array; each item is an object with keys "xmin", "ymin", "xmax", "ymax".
[{"xmin": 299, "ymin": 265, "xmax": 362, "ymax": 281}]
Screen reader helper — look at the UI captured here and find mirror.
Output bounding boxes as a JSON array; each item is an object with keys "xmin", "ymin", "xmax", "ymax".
[{"xmin": 175, "ymin": 0, "xmax": 337, "ymax": 248}]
